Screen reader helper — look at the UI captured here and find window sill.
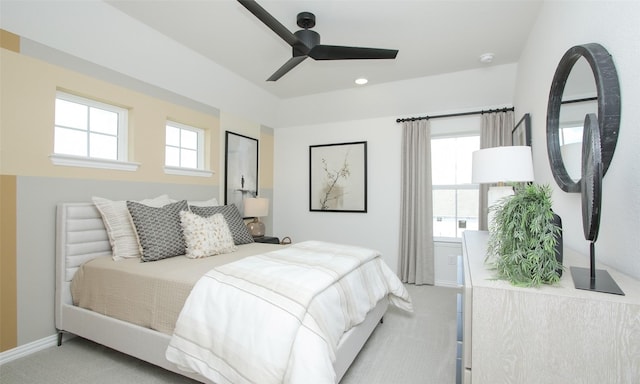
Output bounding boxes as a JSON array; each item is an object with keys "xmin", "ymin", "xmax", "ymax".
[
  {"xmin": 50, "ymin": 154, "xmax": 140, "ymax": 171},
  {"xmin": 164, "ymin": 166, "xmax": 214, "ymax": 178},
  {"xmin": 434, "ymin": 237, "xmax": 463, "ymax": 244}
]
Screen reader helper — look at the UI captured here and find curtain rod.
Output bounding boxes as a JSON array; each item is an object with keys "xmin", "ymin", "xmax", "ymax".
[
  {"xmin": 395, "ymin": 107, "xmax": 514, "ymax": 123},
  {"xmin": 561, "ymin": 96, "xmax": 597, "ymax": 105}
]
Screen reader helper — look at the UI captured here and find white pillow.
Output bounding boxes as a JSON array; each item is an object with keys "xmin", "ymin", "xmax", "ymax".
[
  {"xmin": 92, "ymin": 195, "xmax": 173, "ymax": 261},
  {"xmin": 179, "ymin": 211, "xmax": 237, "ymax": 259},
  {"xmin": 169, "ymin": 196, "xmax": 219, "ymax": 208},
  {"xmin": 188, "ymin": 197, "xmax": 219, "ymax": 207}
]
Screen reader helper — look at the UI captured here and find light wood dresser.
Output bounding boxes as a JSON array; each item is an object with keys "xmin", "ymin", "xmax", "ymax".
[{"xmin": 459, "ymin": 230, "xmax": 640, "ymax": 384}]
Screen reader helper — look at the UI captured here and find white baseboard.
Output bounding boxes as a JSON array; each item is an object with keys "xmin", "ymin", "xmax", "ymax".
[
  {"xmin": 0, "ymin": 334, "xmax": 58, "ymax": 365},
  {"xmin": 435, "ymin": 279, "xmax": 461, "ymax": 288}
]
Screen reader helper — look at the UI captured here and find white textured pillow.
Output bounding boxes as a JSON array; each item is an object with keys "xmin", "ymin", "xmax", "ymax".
[
  {"xmin": 92, "ymin": 195, "xmax": 173, "ymax": 261},
  {"xmin": 180, "ymin": 211, "xmax": 237, "ymax": 259},
  {"xmin": 190, "ymin": 205, "xmax": 254, "ymax": 245}
]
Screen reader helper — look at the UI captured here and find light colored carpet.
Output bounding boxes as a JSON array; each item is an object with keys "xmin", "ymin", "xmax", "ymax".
[
  {"xmin": 341, "ymin": 285, "xmax": 458, "ymax": 384},
  {"xmin": 0, "ymin": 285, "xmax": 458, "ymax": 384}
]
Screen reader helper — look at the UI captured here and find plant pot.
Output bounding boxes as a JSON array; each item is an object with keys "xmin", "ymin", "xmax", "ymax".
[{"xmin": 553, "ymin": 212, "xmax": 563, "ymax": 277}]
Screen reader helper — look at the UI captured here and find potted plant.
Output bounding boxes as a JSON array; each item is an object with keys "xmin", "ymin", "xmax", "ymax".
[{"xmin": 487, "ymin": 183, "xmax": 563, "ymax": 287}]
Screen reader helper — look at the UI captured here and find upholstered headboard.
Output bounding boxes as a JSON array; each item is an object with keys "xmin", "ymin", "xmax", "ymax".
[{"xmin": 55, "ymin": 202, "xmax": 111, "ymax": 326}]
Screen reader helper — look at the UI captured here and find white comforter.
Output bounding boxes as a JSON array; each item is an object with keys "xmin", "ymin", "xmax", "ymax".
[{"xmin": 166, "ymin": 241, "xmax": 412, "ymax": 384}]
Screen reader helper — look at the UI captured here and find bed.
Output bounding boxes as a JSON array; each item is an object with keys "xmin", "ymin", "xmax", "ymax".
[{"xmin": 55, "ymin": 201, "xmax": 410, "ymax": 383}]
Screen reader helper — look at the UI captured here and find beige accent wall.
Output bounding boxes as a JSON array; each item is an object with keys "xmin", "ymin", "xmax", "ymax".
[
  {"xmin": 0, "ymin": 36, "xmax": 234, "ymax": 351},
  {"xmin": 1, "ymin": 31, "xmax": 20, "ymax": 352},
  {"xmin": 0, "ymin": 47, "xmax": 220, "ymax": 183},
  {"xmin": 260, "ymin": 126, "xmax": 274, "ymax": 190},
  {"xmin": 0, "ymin": 175, "xmax": 17, "ymax": 351},
  {"xmin": 0, "ymin": 29, "xmax": 19, "ymax": 53}
]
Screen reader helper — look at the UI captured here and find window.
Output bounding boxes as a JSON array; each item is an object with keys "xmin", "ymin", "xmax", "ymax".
[
  {"xmin": 431, "ymin": 135, "xmax": 480, "ymax": 239},
  {"xmin": 558, "ymin": 98, "xmax": 596, "ymax": 146},
  {"xmin": 54, "ymin": 92, "xmax": 128, "ymax": 161},
  {"xmin": 165, "ymin": 121, "xmax": 204, "ymax": 170},
  {"xmin": 559, "ymin": 125, "xmax": 583, "ymax": 146}
]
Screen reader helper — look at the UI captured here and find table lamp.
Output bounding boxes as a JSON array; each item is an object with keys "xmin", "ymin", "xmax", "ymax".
[
  {"xmin": 472, "ymin": 146, "xmax": 535, "ymax": 220},
  {"xmin": 243, "ymin": 197, "xmax": 269, "ymax": 237}
]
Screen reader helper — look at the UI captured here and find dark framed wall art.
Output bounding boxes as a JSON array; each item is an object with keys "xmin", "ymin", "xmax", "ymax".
[
  {"xmin": 512, "ymin": 113, "xmax": 532, "ymax": 146},
  {"xmin": 309, "ymin": 141, "xmax": 367, "ymax": 213},
  {"xmin": 225, "ymin": 131, "xmax": 258, "ymax": 217}
]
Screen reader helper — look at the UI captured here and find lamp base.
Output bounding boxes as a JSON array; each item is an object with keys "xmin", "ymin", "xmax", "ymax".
[
  {"xmin": 570, "ymin": 267, "xmax": 624, "ymax": 296},
  {"xmin": 488, "ymin": 185, "xmax": 514, "ymax": 207},
  {"xmin": 246, "ymin": 218, "xmax": 265, "ymax": 238}
]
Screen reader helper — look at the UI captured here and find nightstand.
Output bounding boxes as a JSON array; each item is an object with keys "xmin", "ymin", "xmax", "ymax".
[{"xmin": 253, "ymin": 236, "xmax": 280, "ymax": 244}]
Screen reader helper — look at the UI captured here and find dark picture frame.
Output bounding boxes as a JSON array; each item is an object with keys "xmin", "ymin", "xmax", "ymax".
[
  {"xmin": 225, "ymin": 131, "xmax": 258, "ymax": 217},
  {"xmin": 512, "ymin": 113, "xmax": 532, "ymax": 146},
  {"xmin": 309, "ymin": 141, "xmax": 367, "ymax": 213}
]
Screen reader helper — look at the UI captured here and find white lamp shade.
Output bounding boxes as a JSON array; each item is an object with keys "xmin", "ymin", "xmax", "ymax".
[
  {"xmin": 243, "ymin": 197, "xmax": 269, "ymax": 217},
  {"xmin": 472, "ymin": 146, "xmax": 534, "ymax": 184}
]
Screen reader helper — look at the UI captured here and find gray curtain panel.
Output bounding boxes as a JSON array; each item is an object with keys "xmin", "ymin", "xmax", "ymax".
[
  {"xmin": 478, "ymin": 110, "xmax": 515, "ymax": 230},
  {"xmin": 398, "ymin": 120, "xmax": 434, "ymax": 285}
]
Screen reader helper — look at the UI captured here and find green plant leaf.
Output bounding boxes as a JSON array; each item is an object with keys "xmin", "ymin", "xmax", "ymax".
[{"xmin": 487, "ymin": 183, "xmax": 562, "ymax": 287}]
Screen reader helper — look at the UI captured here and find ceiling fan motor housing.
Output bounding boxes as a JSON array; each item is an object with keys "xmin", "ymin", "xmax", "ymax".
[
  {"xmin": 294, "ymin": 29, "xmax": 320, "ymax": 52},
  {"xmin": 297, "ymin": 12, "xmax": 316, "ymax": 29}
]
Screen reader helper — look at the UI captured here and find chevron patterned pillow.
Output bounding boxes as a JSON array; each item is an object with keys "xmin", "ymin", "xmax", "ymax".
[{"xmin": 127, "ymin": 200, "xmax": 189, "ymax": 262}]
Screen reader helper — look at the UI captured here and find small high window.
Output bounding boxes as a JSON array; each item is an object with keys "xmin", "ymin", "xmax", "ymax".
[
  {"xmin": 165, "ymin": 121, "xmax": 204, "ymax": 170},
  {"xmin": 54, "ymin": 92, "xmax": 128, "ymax": 161}
]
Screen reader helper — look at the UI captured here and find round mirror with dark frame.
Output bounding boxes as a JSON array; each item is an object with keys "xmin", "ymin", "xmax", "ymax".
[
  {"xmin": 546, "ymin": 43, "xmax": 621, "ymax": 193},
  {"xmin": 558, "ymin": 58, "xmax": 597, "ymax": 182}
]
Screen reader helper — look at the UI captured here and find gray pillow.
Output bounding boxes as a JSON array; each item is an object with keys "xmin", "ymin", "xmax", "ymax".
[
  {"xmin": 127, "ymin": 200, "xmax": 188, "ymax": 262},
  {"xmin": 190, "ymin": 204, "xmax": 254, "ymax": 245}
]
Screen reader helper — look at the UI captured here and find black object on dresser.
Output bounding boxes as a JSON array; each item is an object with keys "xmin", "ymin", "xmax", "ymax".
[{"xmin": 253, "ymin": 236, "xmax": 280, "ymax": 244}]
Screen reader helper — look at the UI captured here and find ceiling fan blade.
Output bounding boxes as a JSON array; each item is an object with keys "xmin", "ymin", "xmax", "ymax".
[
  {"xmin": 237, "ymin": 0, "xmax": 299, "ymax": 47},
  {"xmin": 267, "ymin": 56, "xmax": 308, "ymax": 81},
  {"xmin": 309, "ymin": 45, "xmax": 398, "ymax": 60}
]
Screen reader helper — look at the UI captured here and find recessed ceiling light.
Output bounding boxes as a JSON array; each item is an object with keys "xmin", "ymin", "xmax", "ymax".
[
  {"xmin": 355, "ymin": 78, "xmax": 368, "ymax": 85},
  {"xmin": 479, "ymin": 53, "xmax": 494, "ymax": 64}
]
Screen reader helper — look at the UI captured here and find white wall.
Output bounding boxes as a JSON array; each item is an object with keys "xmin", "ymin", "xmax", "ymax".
[
  {"xmin": 513, "ymin": 1, "xmax": 640, "ymax": 280},
  {"xmin": 278, "ymin": 63, "xmax": 518, "ymax": 128},
  {"xmin": 274, "ymin": 65, "xmax": 517, "ymax": 278},
  {"xmin": 275, "ymin": 116, "xmax": 403, "ymax": 270}
]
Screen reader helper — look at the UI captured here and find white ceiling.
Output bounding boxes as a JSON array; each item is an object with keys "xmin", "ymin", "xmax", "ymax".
[{"xmin": 106, "ymin": 0, "xmax": 543, "ymax": 100}]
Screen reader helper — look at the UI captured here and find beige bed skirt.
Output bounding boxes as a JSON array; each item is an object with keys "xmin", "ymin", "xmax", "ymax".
[{"xmin": 71, "ymin": 242, "xmax": 284, "ymax": 335}]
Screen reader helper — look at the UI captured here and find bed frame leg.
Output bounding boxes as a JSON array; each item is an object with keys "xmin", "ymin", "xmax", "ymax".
[{"xmin": 57, "ymin": 331, "xmax": 64, "ymax": 346}]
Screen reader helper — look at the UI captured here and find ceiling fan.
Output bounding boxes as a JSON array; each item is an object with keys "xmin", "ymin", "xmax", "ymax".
[{"xmin": 238, "ymin": 0, "xmax": 399, "ymax": 81}]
